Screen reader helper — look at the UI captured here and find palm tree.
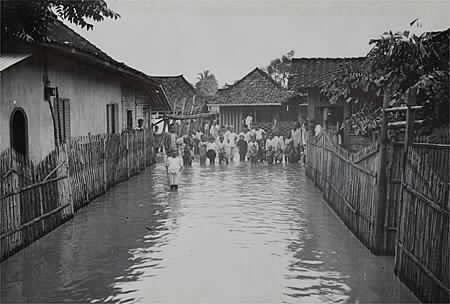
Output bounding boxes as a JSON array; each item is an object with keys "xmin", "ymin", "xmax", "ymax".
[{"xmin": 195, "ymin": 70, "xmax": 218, "ymax": 97}]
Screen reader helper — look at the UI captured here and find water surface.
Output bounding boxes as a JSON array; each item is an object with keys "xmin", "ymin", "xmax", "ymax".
[{"xmin": 0, "ymin": 161, "xmax": 418, "ymax": 303}]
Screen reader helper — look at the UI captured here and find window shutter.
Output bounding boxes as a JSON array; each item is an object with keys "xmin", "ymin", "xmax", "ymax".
[
  {"xmin": 106, "ymin": 103, "xmax": 119, "ymax": 134},
  {"xmin": 114, "ymin": 103, "xmax": 119, "ymax": 133},
  {"xmin": 62, "ymin": 99, "xmax": 71, "ymax": 141}
]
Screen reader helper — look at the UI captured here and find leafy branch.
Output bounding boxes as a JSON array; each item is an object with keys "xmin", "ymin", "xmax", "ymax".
[
  {"xmin": 320, "ymin": 21, "xmax": 449, "ymax": 136},
  {"xmin": 2, "ymin": 0, "xmax": 120, "ymax": 41}
]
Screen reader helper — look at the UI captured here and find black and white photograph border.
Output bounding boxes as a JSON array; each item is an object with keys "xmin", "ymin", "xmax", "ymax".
[{"xmin": 0, "ymin": 0, "xmax": 449, "ymax": 303}]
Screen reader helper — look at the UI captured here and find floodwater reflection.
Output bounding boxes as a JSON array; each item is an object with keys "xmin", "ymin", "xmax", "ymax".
[{"xmin": 1, "ymin": 161, "xmax": 417, "ymax": 304}]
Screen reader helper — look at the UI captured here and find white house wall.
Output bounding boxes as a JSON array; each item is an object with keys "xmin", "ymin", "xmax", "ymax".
[
  {"xmin": 47, "ymin": 52, "xmax": 122, "ymax": 138},
  {"xmin": 0, "ymin": 56, "xmax": 53, "ymax": 162},
  {"xmin": 1, "ymin": 51, "xmax": 126, "ymax": 162}
]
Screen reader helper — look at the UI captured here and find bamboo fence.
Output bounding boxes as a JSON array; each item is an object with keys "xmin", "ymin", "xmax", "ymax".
[
  {"xmin": 306, "ymin": 129, "xmax": 450, "ymax": 302},
  {"xmin": 305, "ymin": 131, "xmax": 385, "ymax": 253},
  {"xmin": 0, "ymin": 146, "xmax": 73, "ymax": 261},
  {"xmin": 0, "ymin": 129, "xmax": 155, "ymax": 261},
  {"xmin": 394, "ymin": 142, "xmax": 449, "ymax": 303}
]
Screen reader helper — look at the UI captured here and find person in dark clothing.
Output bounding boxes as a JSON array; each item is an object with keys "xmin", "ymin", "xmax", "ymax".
[
  {"xmin": 236, "ymin": 134, "xmax": 248, "ymax": 162},
  {"xmin": 206, "ymin": 137, "xmax": 217, "ymax": 165},
  {"xmin": 182, "ymin": 144, "xmax": 193, "ymax": 167}
]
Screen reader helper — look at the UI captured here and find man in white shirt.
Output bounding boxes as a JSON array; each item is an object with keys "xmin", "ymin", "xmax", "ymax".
[
  {"xmin": 314, "ymin": 123, "xmax": 322, "ymax": 137},
  {"xmin": 255, "ymin": 127, "xmax": 265, "ymax": 141},
  {"xmin": 224, "ymin": 126, "xmax": 232, "ymax": 142},
  {"xmin": 245, "ymin": 114, "xmax": 253, "ymax": 129},
  {"xmin": 244, "ymin": 129, "xmax": 252, "ymax": 142}
]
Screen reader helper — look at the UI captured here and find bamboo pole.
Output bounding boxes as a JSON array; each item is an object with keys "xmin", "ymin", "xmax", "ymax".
[
  {"xmin": 187, "ymin": 95, "xmax": 196, "ymax": 134},
  {"xmin": 103, "ymin": 136, "xmax": 107, "ymax": 192},
  {"xmin": 374, "ymin": 87, "xmax": 391, "ymax": 254},
  {"xmin": 395, "ymin": 88, "xmax": 417, "ymax": 271}
]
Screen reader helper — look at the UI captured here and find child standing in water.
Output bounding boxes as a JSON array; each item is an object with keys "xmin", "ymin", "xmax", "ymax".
[
  {"xmin": 237, "ymin": 134, "xmax": 248, "ymax": 162},
  {"xmin": 166, "ymin": 150, "xmax": 183, "ymax": 191},
  {"xmin": 206, "ymin": 137, "xmax": 218, "ymax": 165},
  {"xmin": 224, "ymin": 138, "xmax": 232, "ymax": 164},
  {"xmin": 217, "ymin": 136, "xmax": 228, "ymax": 165},
  {"xmin": 199, "ymin": 135, "xmax": 208, "ymax": 165},
  {"xmin": 247, "ymin": 136, "xmax": 259, "ymax": 164}
]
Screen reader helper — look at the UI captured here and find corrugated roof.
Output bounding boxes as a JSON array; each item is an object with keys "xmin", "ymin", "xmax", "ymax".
[
  {"xmin": 0, "ymin": 54, "xmax": 31, "ymax": 72},
  {"xmin": 288, "ymin": 57, "xmax": 366, "ymax": 90},
  {"xmin": 210, "ymin": 68, "xmax": 297, "ymax": 105}
]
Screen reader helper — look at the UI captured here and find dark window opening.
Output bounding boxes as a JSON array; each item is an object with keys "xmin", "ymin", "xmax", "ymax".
[
  {"xmin": 10, "ymin": 108, "xmax": 28, "ymax": 157},
  {"xmin": 107, "ymin": 103, "xmax": 119, "ymax": 134},
  {"xmin": 57, "ymin": 99, "xmax": 71, "ymax": 143},
  {"xmin": 127, "ymin": 110, "xmax": 133, "ymax": 129}
]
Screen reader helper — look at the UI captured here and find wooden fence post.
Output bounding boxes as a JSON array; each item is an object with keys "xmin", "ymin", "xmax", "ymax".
[
  {"xmin": 103, "ymin": 135, "xmax": 107, "ymax": 192},
  {"xmin": 143, "ymin": 128, "xmax": 147, "ymax": 168},
  {"xmin": 10, "ymin": 153, "xmax": 22, "ymax": 250},
  {"xmin": 59, "ymin": 144, "xmax": 74, "ymax": 216},
  {"xmin": 374, "ymin": 87, "xmax": 391, "ymax": 254},
  {"xmin": 126, "ymin": 131, "xmax": 130, "ymax": 178},
  {"xmin": 402, "ymin": 88, "xmax": 416, "ymax": 175},
  {"xmin": 65, "ymin": 145, "xmax": 74, "ymax": 216},
  {"xmin": 395, "ymin": 88, "xmax": 417, "ymax": 268}
]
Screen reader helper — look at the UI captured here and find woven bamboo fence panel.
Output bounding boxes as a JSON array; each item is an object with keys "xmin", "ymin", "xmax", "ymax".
[
  {"xmin": 1, "ymin": 128, "xmax": 156, "ymax": 261},
  {"xmin": 394, "ymin": 143, "xmax": 450, "ymax": 303},
  {"xmin": 0, "ymin": 146, "xmax": 73, "ymax": 262},
  {"xmin": 68, "ymin": 129, "xmax": 154, "ymax": 211},
  {"xmin": 306, "ymin": 131, "xmax": 385, "ymax": 253}
]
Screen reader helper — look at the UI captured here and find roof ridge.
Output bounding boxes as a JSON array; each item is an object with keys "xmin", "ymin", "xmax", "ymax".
[
  {"xmin": 52, "ymin": 19, "xmax": 112, "ymax": 61},
  {"xmin": 254, "ymin": 67, "xmax": 292, "ymax": 91},
  {"xmin": 292, "ymin": 57, "xmax": 366, "ymax": 61},
  {"xmin": 218, "ymin": 67, "xmax": 259, "ymax": 92},
  {"xmin": 150, "ymin": 74, "xmax": 196, "ymax": 93},
  {"xmin": 149, "ymin": 74, "xmax": 185, "ymax": 79},
  {"xmin": 219, "ymin": 67, "xmax": 290, "ymax": 93}
]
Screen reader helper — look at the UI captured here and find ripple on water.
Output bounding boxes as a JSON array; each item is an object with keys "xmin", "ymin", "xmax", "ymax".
[{"xmin": 0, "ymin": 160, "xmax": 418, "ymax": 304}]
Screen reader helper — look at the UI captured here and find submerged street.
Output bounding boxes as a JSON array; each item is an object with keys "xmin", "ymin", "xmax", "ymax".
[{"xmin": 0, "ymin": 160, "xmax": 418, "ymax": 304}]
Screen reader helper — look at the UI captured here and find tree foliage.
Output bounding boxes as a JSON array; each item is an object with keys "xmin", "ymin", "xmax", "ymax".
[
  {"xmin": 195, "ymin": 70, "xmax": 218, "ymax": 97},
  {"xmin": 320, "ymin": 22, "xmax": 449, "ymax": 136},
  {"xmin": 265, "ymin": 50, "xmax": 294, "ymax": 88},
  {"xmin": 1, "ymin": 0, "xmax": 119, "ymax": 41}
]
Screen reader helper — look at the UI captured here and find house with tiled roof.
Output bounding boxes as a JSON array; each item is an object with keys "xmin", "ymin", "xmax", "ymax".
[
  {"xmin": 288, "ymin": 57, "xmax": 366, "ymax": 130},
  {"xmin": 0, "ymin": 18, "xmax": 170, "ymax": 162},
  {"xmin": 208, "ymin": 68, "xmax": 301, "ymax": 134},
  {"xmin": 149, "ymin": 75, "xmax": 201, "ymax": 114}
]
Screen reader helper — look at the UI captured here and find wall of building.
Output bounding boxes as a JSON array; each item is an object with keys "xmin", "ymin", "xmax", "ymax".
[
  {"xmin": 1, "ymin": 50, "xmax": 125, "ymax": 162},
  {"xmin": 0, "ymin": 56, "xmax": 53, "ymax": 162},
  {"xmin": 121, "ymin": 86, "xmax": 153, "ymax": 130},
  {"xmin": 47, "ymin": 51, "xmax": 122, "ymax": 138}
]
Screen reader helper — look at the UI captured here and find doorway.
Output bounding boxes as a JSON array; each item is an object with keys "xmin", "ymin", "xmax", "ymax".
[{"xmin": 10, "ymin": 107, "xmax": 29, "ymax": 157}]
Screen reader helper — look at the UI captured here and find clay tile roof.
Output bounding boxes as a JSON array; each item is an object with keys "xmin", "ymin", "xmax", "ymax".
[
  {"xmin": 210, "ymin": 68, "xmax": 298, "ymax": 105},
  {"xmin": 38, "ymin": 20, "xmax": 165, "ymax": 92},
  {"xmin": 288, "ymin": 57, "xmax": 366, "ymax": 90},
  {"xmin": 34, "ymin": 20, "xmax": 171, "ymax": 111},
  {"xmin": 149, "ymin": 75, "xmax": 204, "ymax": 113}
]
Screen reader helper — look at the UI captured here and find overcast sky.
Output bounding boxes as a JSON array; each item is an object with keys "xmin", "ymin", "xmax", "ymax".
[{"xmin": 68, "ymin": 0, "xmax": 450, "ymax": 86}]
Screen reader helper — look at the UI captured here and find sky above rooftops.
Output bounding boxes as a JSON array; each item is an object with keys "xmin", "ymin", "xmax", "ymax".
[{"xmin": 67, "ymin": 0, "xmax": 450, "ymax": 87}]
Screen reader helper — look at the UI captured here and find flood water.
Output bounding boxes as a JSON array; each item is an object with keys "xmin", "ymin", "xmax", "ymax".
[{"xmin": 1, "ymin": 160, "xmax": 418, "ymax": 304}]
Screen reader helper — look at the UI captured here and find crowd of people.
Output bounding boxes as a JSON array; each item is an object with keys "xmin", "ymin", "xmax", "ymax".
[
  {"xmin": 164, "ymin": 121, "xmax": 307, "ymax": 166},
  {"xmin": 162, "ymin": 121, "xmax": 309, "ymax": 190}
]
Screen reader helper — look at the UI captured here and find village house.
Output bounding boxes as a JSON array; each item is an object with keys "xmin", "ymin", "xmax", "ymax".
[
  {"xmin": 208, "ymin": 68, "xmax": 302, "ymax": 134},
  {"xmin": 288, "ymin": 57, "xmax": 366, "ymax": 131},
  {"xmin": 149, "ymin": 75, "xmax": 198, "ymax": 114},
  {"xmin": 0, "ymin": 20, "xmax": 170, "ymax": 162},
  {"xmin": 148, "ymin": 74, "xmax": 212, "ymax": 134}
]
